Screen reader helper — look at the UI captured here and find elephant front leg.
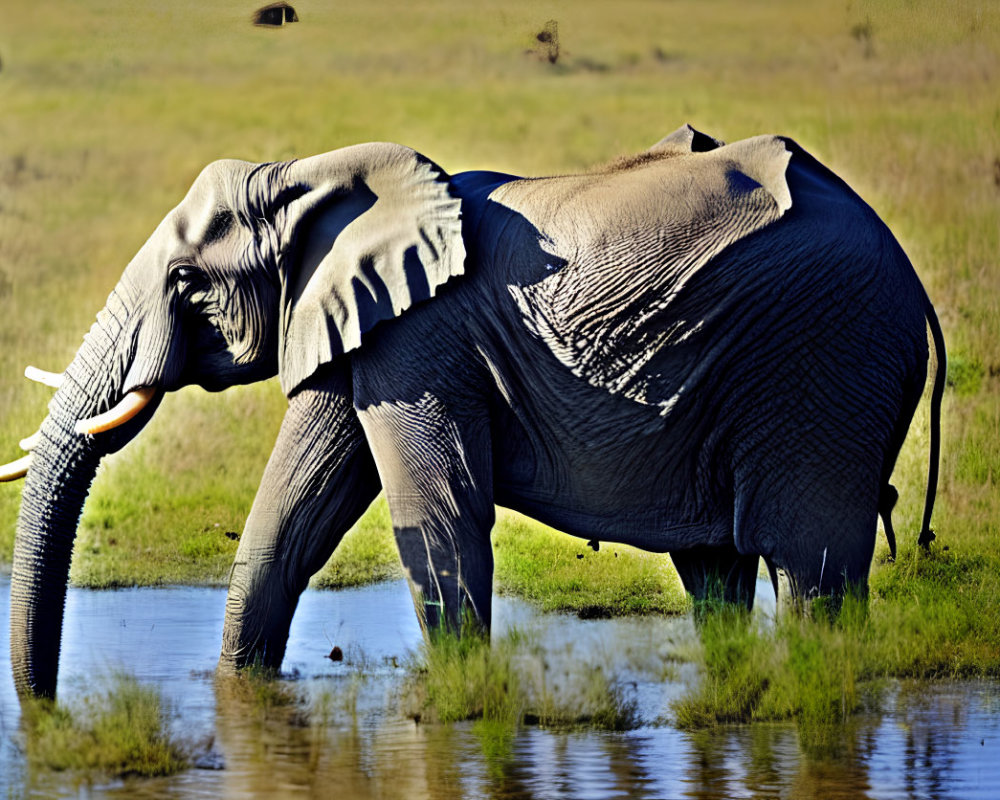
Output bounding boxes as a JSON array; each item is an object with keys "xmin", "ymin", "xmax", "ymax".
[
  {"xmin": 358, "ymin": 393, "xmax": 494, "ymax": 634},
  {"xmin": 219, "ymin": 371, "xmax": 381, "ymax": 672}
]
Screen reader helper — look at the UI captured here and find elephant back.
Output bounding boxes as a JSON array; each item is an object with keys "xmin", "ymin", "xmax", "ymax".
[{"xmin": 493, "ymin": 136, "xmax": 799, "ymax": 413}]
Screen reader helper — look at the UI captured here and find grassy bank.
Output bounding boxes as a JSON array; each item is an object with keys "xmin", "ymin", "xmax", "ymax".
[
  {"xmin": 0, "ymin": 0, "xmax": 997, "ymax": 659},
  {"xmin": 20, "ymin": 674, "xmax": 188, "ymax": 779}
]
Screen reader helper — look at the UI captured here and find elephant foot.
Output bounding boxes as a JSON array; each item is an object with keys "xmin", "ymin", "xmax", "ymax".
[
  {"xmin": 770, "ymin": 563, "xmax": 870, "ymax": 622},
  {"xmin": 217, "ymin": 636, "xmax": 288, "ymax": 676},
  {"xmin": 219, "ymin": 581, "xmax": 295, "ymax": 675}
]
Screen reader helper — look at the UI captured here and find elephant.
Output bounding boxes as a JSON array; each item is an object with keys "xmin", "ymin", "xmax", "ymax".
[{"xmin": 2, "ymin": 124, "xmax": 945, "ymax": 699}]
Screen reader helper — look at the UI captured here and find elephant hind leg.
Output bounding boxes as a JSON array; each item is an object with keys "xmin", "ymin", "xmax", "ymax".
[
  {"xmin": 670, "ymin": 544, "xmax": 760, "ymax": 616},
  {"xmin": 737, "ymin": 472, "xmax": 879, "ymax": 617}
]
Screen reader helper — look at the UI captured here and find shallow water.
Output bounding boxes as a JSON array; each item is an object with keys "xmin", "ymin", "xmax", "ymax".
[{"xmin": 1, "ymin": 577, "xmax": 998, "ymax": 799}]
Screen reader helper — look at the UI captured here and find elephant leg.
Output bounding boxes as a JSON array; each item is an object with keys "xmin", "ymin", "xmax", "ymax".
[
  {"xmin": 357, "ymin": 391, "xmax": 494, "ymax": 634},
  {"xmin": 670, "ymin": 544, "xmax": 760, "ymax": 614},
  {"xmin": 780, "ymin": 505, "xmax": 876, "ymax": 615},
  {"xmin": 735, "ymin": 464, "xmax": 879, "ymax": 617},
  {"xmin": 220, "ymin": 370, "xmax": 381, "ymax": 672}
]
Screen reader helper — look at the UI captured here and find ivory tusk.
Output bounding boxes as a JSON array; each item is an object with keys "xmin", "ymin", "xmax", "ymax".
[
  {"xmin": 25, "ymin": 366, "xmax": 65, "ymax": 389},
  {"xmin": 0, "ymin": 454, "xmax": 31, "ymax": 482},
  {"xmin": 19, "ymin": 431, "xmax": 41, "ymax": 452},
  {"xmin": 74, "ymin": 387, "xmax": 158, "ymax": 436}
]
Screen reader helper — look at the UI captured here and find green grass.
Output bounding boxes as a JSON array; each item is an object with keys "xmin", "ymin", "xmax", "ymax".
[
  {"xmin": 492, "ymin": 510, "xmax": 688, "ymax": 616},
  {"xmin": 0, "ymin": 0, "xmax": 998, "ymax": 721},
  {"xmin": 403, "ymin": 624, "xmax": 639, "ymax": 734},
  {"xmin": 674, "ymin": 544, "xmax": 1000, "ymax": 740},
  {"xmin": 20, "ymin": 673, "xmax": 188, "ymax": 779},
  {"xmin": 406, "ymin": 626, "xmax": 525, "ymax": 727}
]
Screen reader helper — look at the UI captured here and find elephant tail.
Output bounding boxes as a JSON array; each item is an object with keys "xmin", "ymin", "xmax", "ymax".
[{"xmin": 917, "ymin": 298, "xmax": 947, "ymax": 551}]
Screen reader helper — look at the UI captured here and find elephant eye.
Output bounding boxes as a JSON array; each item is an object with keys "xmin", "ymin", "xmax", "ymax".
[{"xmin": 169, "ymin": 264, "xmax": 208, "ymax": 298}]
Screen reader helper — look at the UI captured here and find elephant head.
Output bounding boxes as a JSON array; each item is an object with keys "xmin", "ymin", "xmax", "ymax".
[{"xmin": 3, "ymin": 142, "xmax": 465, "ymax": 698}]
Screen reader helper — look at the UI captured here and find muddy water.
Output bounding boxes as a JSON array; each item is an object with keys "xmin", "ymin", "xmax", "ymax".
[{"xmin": 1, "ymin": 577, "xmax": 998, "ymax": 799}]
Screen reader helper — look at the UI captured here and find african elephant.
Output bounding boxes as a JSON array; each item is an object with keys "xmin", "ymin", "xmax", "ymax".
[{"xmin": 3, "ymin": 125, "xmax": 944, "ymax": 699}]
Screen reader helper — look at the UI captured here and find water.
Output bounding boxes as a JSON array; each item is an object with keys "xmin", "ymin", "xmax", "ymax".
[{"xmin": 1, "ymin": 577, "xmax": 998, "ymax": 798}]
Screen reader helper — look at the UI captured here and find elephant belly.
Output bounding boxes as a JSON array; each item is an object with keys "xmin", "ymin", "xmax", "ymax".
[
  {"xmin": 495, "ymin": 490, "xmax": 732, "ymax": 554},
  {"xmin": 490, "ymin": 405, "xmax": 731, "ymax": 552}
]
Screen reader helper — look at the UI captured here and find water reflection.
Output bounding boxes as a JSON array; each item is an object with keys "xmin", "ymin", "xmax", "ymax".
[{"xmin": 1, "ymin": 578, "xmax": 998, "ymax": 799}]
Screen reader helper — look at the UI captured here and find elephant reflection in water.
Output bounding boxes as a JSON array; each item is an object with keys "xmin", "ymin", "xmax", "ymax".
[
  {"xmin": 210, "ymin": 674, "xmax": 648, "ymax": 798},
  {"xmin": 210, "ymin": 673, "xmax": 986, "ymax": 799},
  {"xmin": 210, "ymin": 674, "xmax": 502, "ymax": 798},
  {"xmin": 3, "ymin": 125, "xmax": 943, "ymax": 700}
]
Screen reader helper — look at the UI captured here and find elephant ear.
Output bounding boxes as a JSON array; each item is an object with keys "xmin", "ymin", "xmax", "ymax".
[{"xmin": 277, "ymin": 143, "xmax": 465, "ymax": 395}]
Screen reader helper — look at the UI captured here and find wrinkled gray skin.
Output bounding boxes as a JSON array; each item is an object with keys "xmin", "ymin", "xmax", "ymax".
[{"xmin": 10, "ymin": 126, "xmax": 944, "ymax": 699}]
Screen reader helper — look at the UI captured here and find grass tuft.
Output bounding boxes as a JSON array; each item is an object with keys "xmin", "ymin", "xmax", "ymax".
[
  {"xmin": 21, "ymin": 673, "xmax": 189, "ymax": 779},
  {"xmin": 673, "ymin": 607, "xmax": 870, "ymax": 743},
  {"xmin": 404, "ymin": 623, "xmax": 639, "ymax": 735},
  {"xmin": 673, "ymin": 606, "xmax": 771, "ymax": 728},
  {"xmin": 406, "ymin": 625, "xmax": 524, "ymax": 726}
]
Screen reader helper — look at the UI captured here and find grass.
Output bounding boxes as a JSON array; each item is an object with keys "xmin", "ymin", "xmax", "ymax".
[
  {"xmin": 406, "ymin": 626, "xmax": 525, "ymax": 727},
  {"xmin": 0, "ymin": 0, "xmax": 997, "ymax": 735},
  {"xmin": 203, "ymin": 631, "xmax": 638, "ymax": 779},
  {"xmin": 19, "ymin": 673, "xmax": 188, "ymax": 779},
  {"xmin": 492, "ymin": 510, "xmax": 688, "ymax": 616},
  {"xmin": 403, "ymin": 623, "xmax": 639, "ymax": 734},
  {"xmin": 673, "ymin": 544, "xmax": 1000, "ymax": 742},
  {"xmin": 673, "ymin": 602, "xmax": 870, "ymax": 731}
]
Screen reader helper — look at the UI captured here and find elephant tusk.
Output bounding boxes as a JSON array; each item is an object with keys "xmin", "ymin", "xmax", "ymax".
[
  {"xmin": 74, "ymin": 387, "xmax": 158, "ymax": 436},
  {"xmin": 19, "ymin": 431, "xmax": 41, "ymax": 452},
  {"xmin": 25, "ymin": 366, "xmax": 65, "ymax": 389},
  {"xmin": 0, "ymin": 454, "xmax": 31, "ymax": 482}
]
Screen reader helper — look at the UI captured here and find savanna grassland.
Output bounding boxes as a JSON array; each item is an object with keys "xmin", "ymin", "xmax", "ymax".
[{"xmin": 1, "ymin": 0, "xmax": 999, "ymax": 725}]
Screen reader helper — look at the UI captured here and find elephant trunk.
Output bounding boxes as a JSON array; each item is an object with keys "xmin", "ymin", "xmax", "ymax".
[
  {"xmin": 10, "ymin": 402, "xmax": 101, "ymax": 698},
  {"xmin": 9, "ymin": 286, "xmax": 136, "ymax": 699}
]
